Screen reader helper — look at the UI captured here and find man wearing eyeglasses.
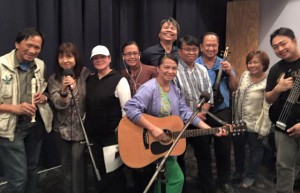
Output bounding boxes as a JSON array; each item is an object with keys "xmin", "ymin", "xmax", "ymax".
[
  {"xmin": 195, "ymin": 32, "xmax": 238, "ymax": 193},
  {"xmin": 173, "ymin": 35, "xmax": 214, "ymax": 193}
]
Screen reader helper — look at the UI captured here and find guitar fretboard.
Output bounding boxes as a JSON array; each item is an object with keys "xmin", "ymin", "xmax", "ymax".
[
  {"xmin": 172, "ymin": 127, "xmax": 229, "ymax": 138},
  {"xmin": 287, "ymin": 75, "xmax": 300, "ymax": 104}
]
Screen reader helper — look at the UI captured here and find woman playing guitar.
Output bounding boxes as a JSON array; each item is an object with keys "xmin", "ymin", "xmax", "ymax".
[{"xmin": 124, "ymin": 54, "xmax": 227, "ymax": 193}]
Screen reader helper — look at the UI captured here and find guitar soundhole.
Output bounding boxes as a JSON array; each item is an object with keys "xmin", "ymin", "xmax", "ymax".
[{"xmin": 160, "ymin": 129, "xmax": 172, "ymax": 144}]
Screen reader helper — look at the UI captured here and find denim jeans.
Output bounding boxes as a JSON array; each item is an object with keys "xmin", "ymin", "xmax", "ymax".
[
  {"xmin": 206, "ymin": 108, "xmax": 232, "ymax": 186},
  {"xmin": 232, "ymin": 131, "xmax": 264, "ymax": 179},
  {"xmin": 246, "ymin": 132, "xmax": 264, "ymax": 178},
  {"xmin": 0, "ymin": 120, "xmax": 43, "ymax": 193}
]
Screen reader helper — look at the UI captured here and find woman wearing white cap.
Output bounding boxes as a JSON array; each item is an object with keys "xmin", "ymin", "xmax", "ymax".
[{"xmin": 84, "ymin": 45, "xmax": 131, "ymax": 193}]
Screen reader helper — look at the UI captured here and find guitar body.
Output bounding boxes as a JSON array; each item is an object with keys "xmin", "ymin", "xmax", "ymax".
[
  {"xmin": 213, "ymin": 85, "xmax": 224, "ymax": 107},
  {"xmin": 118, "ymin": 114, "xmax": 247, "ymax": 168},
  {"xmin": 269, "ymin": 72, "xmax": 300, "ymax": 132},
  {"xmin": 269, "ymin": 100, "xmax": 300, "ymax": 132},
  {"xmin": 118, "ymin": 114, "xmax": 185, "ymax": 168}
]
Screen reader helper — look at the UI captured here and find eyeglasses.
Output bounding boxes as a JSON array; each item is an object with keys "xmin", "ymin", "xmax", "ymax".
[
  {"xmin": 182, "ymin": 47, "xmax": 199, "ymax": 53},
  {"xmin": 123, "ymin": 52, "xmax": 140, "ymax": 57}
]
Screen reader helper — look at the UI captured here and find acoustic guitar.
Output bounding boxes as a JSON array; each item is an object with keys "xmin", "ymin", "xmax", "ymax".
[{"xmin": 118, "ymin": 114, "xmax": 246, "ymax": 168}]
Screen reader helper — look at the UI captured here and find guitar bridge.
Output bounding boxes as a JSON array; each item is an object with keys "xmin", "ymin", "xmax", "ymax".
[{"xmin": 276, "ymin": 121, "xmax": 286, "ymax": 130}]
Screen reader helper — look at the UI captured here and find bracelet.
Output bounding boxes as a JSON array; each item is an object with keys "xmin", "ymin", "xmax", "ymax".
[{"xmin": 59, "ymin": 90, "xmax": 68, "ymax": 97}]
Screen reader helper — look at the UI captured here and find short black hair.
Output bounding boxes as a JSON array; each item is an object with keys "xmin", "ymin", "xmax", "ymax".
[
  {"xmin": 177, "ymin": 35, "xmax": 199, "ymax": 49},
  {"xmin": 157, "ymin": 53, "xmax": 178, "ymax": 67},
  {"xmin": 160, "ymin": 17, "xmax": 180, "ymax": 34},
  {"xmin": 270, "ymin": 27, "xmax": 295, "ymax": 45},
  {"xmin": 15, "ymin": 27, "xmax": 45, "ymax": 47},
  {"xmin": 121, "ymin": 40, "xmax": 140, "ymax": 54},
  {"xmin": 200, "ymin": 32, "xmax": 219, "ymax": 44}
]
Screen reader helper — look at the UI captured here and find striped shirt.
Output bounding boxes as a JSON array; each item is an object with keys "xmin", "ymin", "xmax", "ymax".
[{"xmin": 173, "ymin": 59, "xmax": 213, "ymax": 111}]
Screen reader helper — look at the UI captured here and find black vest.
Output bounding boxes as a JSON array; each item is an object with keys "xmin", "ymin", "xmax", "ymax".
[{"xmin": 85, "ymin": 70, "xmax": 123, "ymax": 145}]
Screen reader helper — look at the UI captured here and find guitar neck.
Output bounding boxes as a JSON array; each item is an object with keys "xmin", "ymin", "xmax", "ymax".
[
  {"xmin": 288, "ymin": 75, "xmax": 300, "ymax": 103},
  {"xmin": 172, "ymin": 127, "xmax": 229, "ymax": 139},
  {"xmin": 213, "ymin": 47, "xmax": 229, "ymax": 90},
  {"xmin": 213, "ymin": 66, "xmax": 223, "ymax": 90}
]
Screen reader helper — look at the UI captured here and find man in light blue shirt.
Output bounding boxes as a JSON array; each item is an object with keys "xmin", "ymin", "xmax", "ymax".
[{"xmin": 195, "ymin": 32, "xmax": 238, "ymax": 193}]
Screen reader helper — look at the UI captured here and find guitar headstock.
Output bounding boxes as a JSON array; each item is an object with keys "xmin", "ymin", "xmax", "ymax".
[
  {"xmin": 230, "ymin": 120, "xmax": 247, "ymax": 136},
  {"xmin": 220, "ymin": 46, "xmax": 230, "ymax": 61}
]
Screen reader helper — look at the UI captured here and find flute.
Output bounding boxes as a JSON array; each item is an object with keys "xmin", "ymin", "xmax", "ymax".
[{"xmin": 31, "ymin": 78, "xmax": 37, "ymax": 122}]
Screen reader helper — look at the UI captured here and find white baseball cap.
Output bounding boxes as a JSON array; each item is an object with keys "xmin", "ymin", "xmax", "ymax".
[{"xmin": 90, "ymin": 45, "xmax": 110, "ymax": 59}]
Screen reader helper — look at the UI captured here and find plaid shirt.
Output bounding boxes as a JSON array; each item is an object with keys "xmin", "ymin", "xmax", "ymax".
[{"xmin": 173, "ymin": 59, "xmax": 213, "ymax": 111}]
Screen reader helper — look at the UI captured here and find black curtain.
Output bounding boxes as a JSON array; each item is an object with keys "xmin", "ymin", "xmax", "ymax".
[
  {"xmin": 0, "ymin": 0, "xmax": 227, "ymax": 168},
  {"xmin": 0, "ymin": 0, "xmax": 227, "ymax": 76}
]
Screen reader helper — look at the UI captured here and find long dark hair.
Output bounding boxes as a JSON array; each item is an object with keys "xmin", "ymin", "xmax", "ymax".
[{"xmin": 54, "ymin": 42, "xmax": 83, "ymax": 80}]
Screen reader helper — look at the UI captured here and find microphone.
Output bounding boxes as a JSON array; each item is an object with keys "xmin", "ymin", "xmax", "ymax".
[
  {"xmin": 63, "ymin": 68, "xmax": 75, "ymax": 77},
  {"xmin": 197, "ymin": 91, "xmax": 210, "ymax": 109},
  {"xmin": 63, "ymin": 68, "xmax": 75, "ymax": 91}
]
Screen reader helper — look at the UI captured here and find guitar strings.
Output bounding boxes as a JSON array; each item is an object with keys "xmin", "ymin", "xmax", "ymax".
[
  {"xmin": 278, "ymin": 75, "xmax": 300, "ymax": 124},
  {"xmin": 279, "ymin": 79, "xmax": 300, "ymax": 123}
]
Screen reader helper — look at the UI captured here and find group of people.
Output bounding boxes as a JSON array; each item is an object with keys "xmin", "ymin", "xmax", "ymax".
[{"xmin": 0, "ymin": 18, "xmax": 299, "ymax": 193}]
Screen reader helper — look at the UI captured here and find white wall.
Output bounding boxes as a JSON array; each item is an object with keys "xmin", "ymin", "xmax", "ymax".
[{"xmin": 259, "ymin": 0, "xmax": 300, "ymax": 67}]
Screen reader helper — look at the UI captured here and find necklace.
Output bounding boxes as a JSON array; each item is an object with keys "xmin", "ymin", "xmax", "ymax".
[
  {"xmin": 250, "ymin": 72, "xmax": 266, "ymax": 84},
  {"xmin": 128, "ymin": 64, "xmax": 143, "ymax": 94}
]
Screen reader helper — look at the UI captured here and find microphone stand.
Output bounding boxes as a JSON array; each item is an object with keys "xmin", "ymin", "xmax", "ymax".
[
  {"xmin": 68, "ymin": 86, "xmax": 101, "ymax": 181},
  {"xmin": 203, "ymin": 109, "xmax": 228, "ymax": 126},
  {"xmin": 143, "ymin": 100, "xmax": 206, "ymax": 193}
]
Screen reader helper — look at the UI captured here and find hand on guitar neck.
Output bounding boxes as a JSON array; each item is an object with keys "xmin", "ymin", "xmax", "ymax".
[
  {"xmin": 219, "ymin": 46, "xmax": 232, "ymax": 75},
  {"xmin": 213, "ymin": 47, "xmax": 236, "ymax": 107}
]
